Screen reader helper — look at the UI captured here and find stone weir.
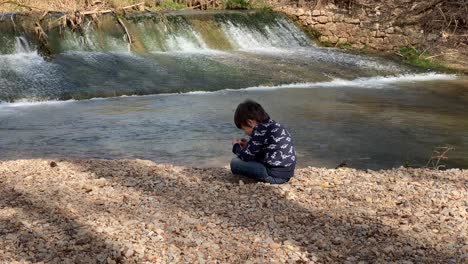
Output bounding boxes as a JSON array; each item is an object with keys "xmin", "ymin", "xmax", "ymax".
[{"xmin": 0, "ymin": 10, "xmax": 310, "ymax": 56}]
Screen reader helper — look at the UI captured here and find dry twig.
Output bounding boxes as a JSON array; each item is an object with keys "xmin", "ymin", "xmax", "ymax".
[{"xmin": 425, "ymin": 146, "xmax": 455, "ymax": 170}]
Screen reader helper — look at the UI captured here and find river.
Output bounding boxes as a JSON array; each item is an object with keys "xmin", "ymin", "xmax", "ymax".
[{"xmin": 1, "ymin": 11, "xmax": 467, "ymax": 169}]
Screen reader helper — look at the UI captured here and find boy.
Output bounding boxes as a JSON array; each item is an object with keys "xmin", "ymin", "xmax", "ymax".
[{"xmin": 231, "ymin": 100, "xmax": 296, "ymax": 184}]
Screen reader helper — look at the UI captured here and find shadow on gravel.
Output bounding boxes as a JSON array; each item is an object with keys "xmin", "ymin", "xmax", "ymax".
[
  {"xmin": 0, "ymin": 159, "xmax": 464, "ymax": 263},
  {"xmin": 67, "ymin": 160, "xmax": 463, "ymax": 263},
  {"xmin": 0, "ymin": 182, "xmax": 121, "ymax": 263}
]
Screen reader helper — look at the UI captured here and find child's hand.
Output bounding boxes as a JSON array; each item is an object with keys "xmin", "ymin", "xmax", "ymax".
[{"xmin": 240, "ymin": 138, "xmax": 248, "ymax": 149}]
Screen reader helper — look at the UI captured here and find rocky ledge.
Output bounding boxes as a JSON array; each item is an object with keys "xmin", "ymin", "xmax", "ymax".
[{"xmin": 0, "ymin": 159, "xmax": 466, "ymax": 263}]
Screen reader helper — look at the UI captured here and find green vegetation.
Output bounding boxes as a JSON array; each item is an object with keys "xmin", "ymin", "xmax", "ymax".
[
  {"xmin": 320, "ymin": 41, "xmax": 333, "ymax": 47},
  {"xmin": 300, "ymin": 25, "xmax": 321, "ymax": 41},
  {"xmin": 397, "ymin": 46, "xmax": 442, "ymax": 69},
  {"xmin": 156, "ymin": 0, "xmax": 186, "ymax": 11},
  {"xmin": 224, "ymin": 0, "xmax": 251, "ymax": 10},
  {"xmin": 337, "ymin": 42, "xmax": 352, "ymax": 50},
  {"xmin": 250, "ymin": 0, "xmax": 272, "ymax": 11}
]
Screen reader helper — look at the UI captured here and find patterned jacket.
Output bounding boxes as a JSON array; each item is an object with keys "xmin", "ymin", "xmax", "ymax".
[{"xmin": 232, "ymin": 119, "xmax": 296, "ymax": 177}]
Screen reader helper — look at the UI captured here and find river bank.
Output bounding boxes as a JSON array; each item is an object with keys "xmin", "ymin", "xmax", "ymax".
[{"xmin": 0, "ymin": 159, "xmax": 466, "ymax": 263}]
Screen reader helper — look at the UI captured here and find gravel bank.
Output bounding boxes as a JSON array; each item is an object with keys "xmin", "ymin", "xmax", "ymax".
[{"xmin": 0, "ymin": 159, "xmax": 466, "ymax": 263}]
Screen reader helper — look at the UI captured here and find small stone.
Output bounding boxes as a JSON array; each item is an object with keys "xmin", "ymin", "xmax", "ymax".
[
  {"xmin": 269, "ymin": 242, "xmax": 281, "ymax": 249},
  {"xmin": 385, "ymin": 27, "xmax": 395, "ymax": 34},
  {"xmin": 125, "ymin": 248, "xmax": 134, "ymax": 258},
  {"xmin": 317, "ymin": 16, "xmax": 328, "ymax": 24},
  {"xmin": 332, "ymin": 237, "xmax": 343, "ymax": 245},
  {"xmin": 50, "ymin": 161, "xmax": 58, "ymax": 167},
  {"xmin": 320, "ymin": 36, "xmax": 329, "ymax": 42},
  {"xmin": 331, "ymin": 250, "xmax": 340, "ymax": 258},
  {"xmin": 296, "ymin": 8, "xmax": 305, "ymax": 16},
  {"xmin": 383, "ymin": 245, "xmax": 394, "ymax": 254}
]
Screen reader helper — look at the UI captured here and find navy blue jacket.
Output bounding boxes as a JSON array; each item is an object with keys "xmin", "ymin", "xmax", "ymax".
[{"xmin": 232, "ymin": 119, "xmax": 296, "ymax": 179}]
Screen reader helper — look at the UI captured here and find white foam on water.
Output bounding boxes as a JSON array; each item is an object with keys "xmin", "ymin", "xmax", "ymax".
[
  {"xmin": 161, "ymin": 48, "xmax": 231, "ymax": 57},
  {"xmin": 0, "ymin": 51, "xmax": 63, "ymax": 92},
  {"xmin": 221, "ymin": 21, "xmax": 275, "ymax": 51},
  {"xmin": 0, "ymin": 71, "xmax": 458, "ymax": 108},
  {"xmin": 235, "ymin": 73, "xmax": 458, "ymax": 91},
  {"xmin": 165, "ymin": 29, "xmax": 211, "ymax": 53},
  {"xmin": 14, "ymin": 36, "xmax": 33, "ymax": 54},
  {"xmin": 0, "ymin": 99, "xmax": 75, "ymax": 108},
  {"xmin": 220, "ymin": 17, "xmax": 311, "ymax": 52}
]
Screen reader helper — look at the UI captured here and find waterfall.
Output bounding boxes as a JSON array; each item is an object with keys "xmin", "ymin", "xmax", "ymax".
[
  {"xmin": 32, "ymin": 11, "xmax": 312, "ymax": 54},
  {"xmin": 14, "ymin": 36, "xmax": 32, "ymax": 53},
  {"xmin": 0, "ymin": 10, "xmax": 453, "ymax": 104}
]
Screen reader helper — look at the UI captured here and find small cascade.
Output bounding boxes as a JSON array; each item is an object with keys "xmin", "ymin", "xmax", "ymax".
[
  {"xmin": 43, "ymin": 11, "xmax": 312, "ymax": 54},
  {"xmin": 218, "ymin": 14, "xmax": 311, "ymax": 50},
  {"xmin": 129, "ymin": 15, "xmax": 210, "ymax": 52},
  {"xmin": 0, "ymin": 14, "xmax": 37, "ymax": 54},
  {"xmin": 0, "ymin": 11, "xmax": 312, "ymax": 55},
  {"xmin": 14, "ymin": 36, "xmax": 32, "ymax": 53},
  {"xmin": 47, "ymin": 17, "xmax": 130, "ymax": 53},
  {"xmin": 0, "ymin": 10, "xmax": 456, "ymax": 104}
]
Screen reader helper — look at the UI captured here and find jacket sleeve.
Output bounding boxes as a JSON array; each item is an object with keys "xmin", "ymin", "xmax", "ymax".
[{"xmin": 232, "ymin": 131, "xmax": 265, "ymax": 162}]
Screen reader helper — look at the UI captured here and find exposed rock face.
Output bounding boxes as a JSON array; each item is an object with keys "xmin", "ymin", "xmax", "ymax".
[{"xmin": 276, "ymin": 3, "xmax": 424, "ymax": 51}]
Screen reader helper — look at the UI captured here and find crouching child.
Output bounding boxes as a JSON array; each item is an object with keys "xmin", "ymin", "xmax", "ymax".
[{"xmin": 231, "ymin": 100, "xmax": 297, "ymax": 184}]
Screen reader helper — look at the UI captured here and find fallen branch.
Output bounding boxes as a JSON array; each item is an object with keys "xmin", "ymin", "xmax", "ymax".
[
  {"xmin": 80, "ymin": 9, "xmax": 113, "ymax": 15},
  {"xmin": 38, "ymin": 10, "xmax": 49, "ymax": 21},
  {"xmin": 425, "ymin": 51, "xmax": 459, "ymax": 59},
  {"xmin": 119, "ymin": 2, "xmax": 145, "ymax": 10},
  {"xmin": 34, "ymin": 22, "xmax": 48, "ymax": 44},
  {"xmin": 34, "ymin": 22, "xmax": 52, "ymax": 57},
  {"xmin": 396, "ymin": 0, "xmax": 445, "ymax": 26},
  {"xmin": 188, "ymin": 4, "xmax": 201, "ymax": 9},
  {"xmin": 425, "ymin": 146, "xmax": 454, "ymax": 170},
  {"xmin": 80, "ymin": 2, "xmax": 145, "ymax": 15},
  {"xmin": 116, "ymin": 17, "xmax": 132, "ymax": 44}
]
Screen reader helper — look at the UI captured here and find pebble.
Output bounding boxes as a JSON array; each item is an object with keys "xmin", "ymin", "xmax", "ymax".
[{"xmin": 0, "ymin": 159, "xmax": 465, "ymax": 263}]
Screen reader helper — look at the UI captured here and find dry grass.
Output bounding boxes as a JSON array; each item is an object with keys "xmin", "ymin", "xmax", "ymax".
[{"xmin": 0, "ymin": 0, "xmax": 145, "ymax": 12}]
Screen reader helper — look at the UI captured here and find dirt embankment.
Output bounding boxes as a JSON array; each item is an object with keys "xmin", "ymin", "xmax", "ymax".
[{"xmin": 0, "ymin": 159, "xmax": 466, "ymax": 263}]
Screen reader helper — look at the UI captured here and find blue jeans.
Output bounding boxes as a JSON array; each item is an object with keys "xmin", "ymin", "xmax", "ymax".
[{"xmin": 230, "ymin": 157, "xmax": 289, "ymax": 184}]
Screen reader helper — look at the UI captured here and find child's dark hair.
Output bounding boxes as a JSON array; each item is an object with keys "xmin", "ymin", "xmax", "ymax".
[{"xmin": 234, "ymin": 100, "xmax": 270, "ymax": 128}]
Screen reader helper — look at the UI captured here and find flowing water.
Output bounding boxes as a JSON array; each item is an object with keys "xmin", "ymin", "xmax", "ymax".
[{"xmin": 0, "ymin": 11, "xmax": 467, "ymax": 169}]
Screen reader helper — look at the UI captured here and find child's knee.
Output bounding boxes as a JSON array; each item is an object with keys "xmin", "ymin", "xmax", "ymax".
[{"xmin": 230, "ymin": 157, "xmax": 242, "ymax": 174}]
